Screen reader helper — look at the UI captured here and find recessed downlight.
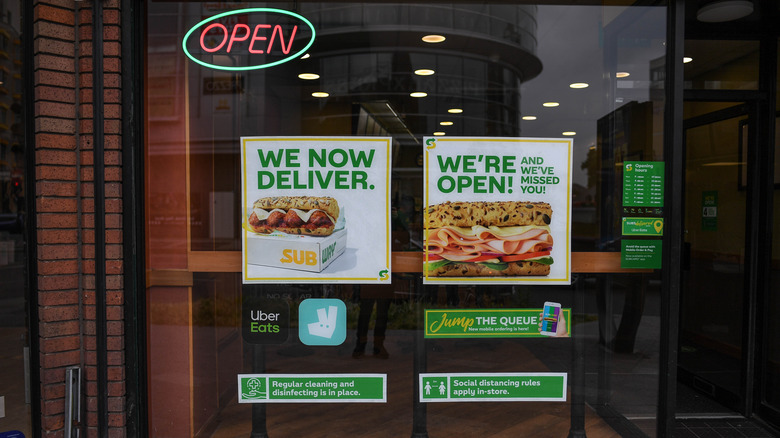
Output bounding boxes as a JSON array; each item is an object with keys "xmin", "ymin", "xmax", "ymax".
[
  {"xmin": 415, "ymin": 69, "xmax": 435, "ymax": 76},
  {"xmin": 422, "ymin": 35, "xmax": 446, "ymax": 43},
  {"xmin": 433, "ymin": 131, "xmax": 446, "ymax": 136},
  {"xmin": 562, "ymin": 131, "xmax": 576, "ymax": 136},
  {"xmin": 522, "ymin": 116, "xmax": 537, "ymax": 121},
  {"xmin": 697, "ymin": 0, "xmax": 754, "ymax": 22},
  {"xmin": 569, "ymin": 82, "xmax": 589, "ymax": 89},
  {"xmin": 447, "ymin": 108, "xmax": 463, "ymax": 114},
  {"xmin": 543, "ymin": 102, "xmax": 560, "ymax": 107},
  {"xmin": 616, "ymin": 72, "xmax": 630, "ymax": 78},
  {"xmin": 312, "ymin": 92, "xmax": 329, "ymax": 98},
  {"xmin": 298, "ymin": 73, "xmax": 320, "ymax": 80},
  {"xmin": 410, "ymin": 92, "xmax": 428, "ymax": 98},
  {"xmin": 440, "ymin": 121, "xmax": 453, "ymax": 126},
  {"xmin": 683, "ymin": 57, "xmax": 693, "ymax": 63}
]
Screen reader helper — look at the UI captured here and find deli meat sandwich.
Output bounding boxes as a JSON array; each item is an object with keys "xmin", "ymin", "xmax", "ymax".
[
  {"xmin": 247, "ymin": 196, "xmax": 339, "ymax": 236},
  {"xmin": 424, "ymin": 201, "xmax": 553, "ymax": 277}
]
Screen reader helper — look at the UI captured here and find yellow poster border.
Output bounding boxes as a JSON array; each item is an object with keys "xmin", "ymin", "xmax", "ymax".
[
  {"xmin": 422, "ymin": 137, "xmax": 573, "ymax": 284},
  {"xmin": 241, "ymin": 137, "xmax": 392, "ymax": 283}
]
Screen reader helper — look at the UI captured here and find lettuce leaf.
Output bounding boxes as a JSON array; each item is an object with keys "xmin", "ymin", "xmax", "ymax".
[
  {"xmin": 477, "ymin": 261, "xmax": 509, "ymax": 271},
  {"xmin": 528, "ymin": 257, "xmax": 554, "ymax": 265},
  {"xmin": 424, "ymin": 259, "xmax": 452, "ymax": 272}
]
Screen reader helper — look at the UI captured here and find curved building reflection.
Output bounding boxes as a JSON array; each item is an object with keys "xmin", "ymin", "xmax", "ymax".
[{"xmin": 295, "ymin": 3, "xmax": 542, "ymax": 139}]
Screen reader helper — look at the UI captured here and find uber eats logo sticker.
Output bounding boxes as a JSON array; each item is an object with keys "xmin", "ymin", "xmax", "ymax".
[{"xmin": 242, "ymin": 297, "xmax": 289, "ymax": 344}]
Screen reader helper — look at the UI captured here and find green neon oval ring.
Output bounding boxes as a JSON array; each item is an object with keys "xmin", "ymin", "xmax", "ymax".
[{"xmin": 182, "ymin": 8, "xmax": 316, "ymax": 71}]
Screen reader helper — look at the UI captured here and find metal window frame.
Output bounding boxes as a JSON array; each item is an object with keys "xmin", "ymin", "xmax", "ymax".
[
  {"xmin": 122, "ymin": 0, "xmax": 148, "ymax": 436},
  {"xmin": 22, "ymin": 1, "xmax": 42, "ymax": 437}
]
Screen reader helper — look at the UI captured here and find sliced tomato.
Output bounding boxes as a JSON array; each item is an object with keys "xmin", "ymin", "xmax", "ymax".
[
  {"xmin": 500, "ymin": 250, "xmax": 551, "ymax": 262},
  {"xmin": 425, "ymin": 254, "xmax": 444, "ymax": 262}
]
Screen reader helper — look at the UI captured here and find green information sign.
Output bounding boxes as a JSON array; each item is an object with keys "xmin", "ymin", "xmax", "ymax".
[
  {"xmin": 419, "ymin": 373, "xmax": 567, "ymax": 402},
  {"xmin": 238, "ymin": 374, "xmax": 386, "ymax": 403},
  {"xmin": 623, "ymin": 161, "xmax": 664, "ymax": 207},
  {"xmin": 424, "ymin": 308, "xmax": 571, "ymax": 338},
  {"xmin": 622, "ymin": 217, "xmax": 664, "ymax": 236},
  {"xmin": 702, "ymin": 191, "xmax": 718, "ymax": 231},
  {"xmin": 621, "ymin": 239, "xmax": 662, "ymax": 269}
]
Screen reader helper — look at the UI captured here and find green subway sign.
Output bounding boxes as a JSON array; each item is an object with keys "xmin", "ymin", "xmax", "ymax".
[
  {"xmin": 621, "ymin": 239, "xmax": 662, "ymax": 269},
  {"xmin": 622, "ymin": 161, "xmax": 664, "ymax": 207},
  {"xmin": 424, "ymin": 308, "xmax": 571, "ymax": 338},
  {"xmin": 238, "ymin": 374, "xmax": 386, "ymax": 403},
  {"xmin": 622, "ymin": 217, "xmax": 664, "ymax": 236},
  {"xmin": 419, "ymin": 373, "xmax": 567, "ymax": 402}
]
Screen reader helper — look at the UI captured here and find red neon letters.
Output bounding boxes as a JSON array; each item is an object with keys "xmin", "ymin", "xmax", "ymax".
[{"xmin": 200, "ymin": 23, "xmax": 299, "ymax": 55}]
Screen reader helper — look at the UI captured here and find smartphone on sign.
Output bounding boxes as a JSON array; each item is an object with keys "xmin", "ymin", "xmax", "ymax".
[{"xmin": 539, "ymin": 301, "xmax": 561, "ymax": 336}]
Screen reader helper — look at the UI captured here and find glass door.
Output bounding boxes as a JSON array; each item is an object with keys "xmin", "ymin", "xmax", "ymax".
[
  {"xmin": 679, "ymin": 102, "xmax": 751, "ymax": 413},
  {"xmin": 759, "ymin": 100, "xmax": 780, "ymax": 423},
  {"xmin": 757, "ymin": 40, "xmax": 780, "ymax": 428}
]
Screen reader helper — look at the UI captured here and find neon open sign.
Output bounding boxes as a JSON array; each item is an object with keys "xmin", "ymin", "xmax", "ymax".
[{"xmin": 182, "ymin": 8, "xmax": 316, "ymax": 71}]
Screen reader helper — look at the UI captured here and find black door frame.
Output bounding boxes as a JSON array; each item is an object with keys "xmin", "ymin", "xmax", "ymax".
[
  {"xmin": 672, "ymin": 35, "xmax": 777, "ymax": 429},
  {"xmin": 679, "ymin": 100, "xmax": 754, "ymax": 414},
  {"xmin": 660, "ymin": 1, "xmax": 778, "ymax": 435}
]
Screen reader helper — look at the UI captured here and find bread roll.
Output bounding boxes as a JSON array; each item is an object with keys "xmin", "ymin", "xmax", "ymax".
[
  {"xmin": 425, "ymin": 201, "xmax": 551, "ymax": 228},
  {"xmin": 253, "ymin": 196, "xmax": 339, "ymax": 221},
  {"xmin": 426, "ymin": 260, "xmax": 551, "ymax": 277}
]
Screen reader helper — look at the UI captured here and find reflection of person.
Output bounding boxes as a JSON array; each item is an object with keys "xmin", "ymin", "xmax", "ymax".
[
  {"xmin": 538, "ymin": 310, "xmax": 569, "ymax": 337},
  {"xmin": 392, "ymin": 194, "xmax": 421, "ymax": 250},
  {"xmin": 353, "ymin": 284, "xmax": 392, "ymax": 359}
]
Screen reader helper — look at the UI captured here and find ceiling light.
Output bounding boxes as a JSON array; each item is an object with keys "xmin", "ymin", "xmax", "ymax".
[
  {"xmin": 697, "ymin": 0, "xmax": 753, "ymax": 22},
  {"xmin": 683, "ymin": 57, "xmax": 693, "ymax": 63},
  {"xmin": 298, "ymin": 73, "xmax": 320, "ymax": 80},
  {"xmin": 447, "ymin": 108, "xmax": 463, "ymax": 114},
  {"xmin": 410, "ymin": 92, "xmax": 428, "ymax": 98},
  {"xmin": 440, "ymin": 121, "xmax": 453, "ymax": 126},
  {"xmin": 543, "ymin": 102, "xmax": 560, "ymax": 107},
  {"xmin": 616, "ymin": 72, "xmax": 630, "ymax": 78},
  {"xmin": 433, "ymin": 132, "xmax": 446, "ymax": 136},
  {"xmin": 569, "ymin": 83, "xmax": 589, "ymax": 89},
  {"xmin": 562, "ymin": 131, "xmax": 576, "ymax": 136},
  {"xmin": 422, "ymin": 35, "xmax": 446, "ymax": 43},
  {"xmin": 312, "ymin": 92, "xmax": 329, "ymax": 98},
  {"xmin": 415, "ymin": 69, "xmax": 435, "ymax": 76},
  {"xmin": 522, "ymin": 116, "xmax": 537, "ymax": 121},
  {"xmin": 301, "ymin": 53, "xmax": 310, "ymax": 59}
]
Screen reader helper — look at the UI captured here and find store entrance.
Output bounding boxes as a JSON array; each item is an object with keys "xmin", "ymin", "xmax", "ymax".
[{"xmin": 679, "ymin": 102, "xmax": 753, "ymax": 416}]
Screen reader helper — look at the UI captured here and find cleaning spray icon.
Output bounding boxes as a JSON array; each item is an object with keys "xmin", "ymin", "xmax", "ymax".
[{"xmin": 308, "ymin": 306, "xmax": 338, "ymax": 338}]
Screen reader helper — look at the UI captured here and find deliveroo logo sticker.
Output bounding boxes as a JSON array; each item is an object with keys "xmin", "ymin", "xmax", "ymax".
[{"xmin": 298, "ymin": 298, "xmax": 346, "ymax": 346}]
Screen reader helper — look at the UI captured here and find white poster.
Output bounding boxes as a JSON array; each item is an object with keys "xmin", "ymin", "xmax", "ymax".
[
  {"xmin": 241, "ymin": 137, "xmax": 392, "ymax": 283},
  {"xmin": 423, "ymin": 137, "xmax": 572, "ymax": 285}
]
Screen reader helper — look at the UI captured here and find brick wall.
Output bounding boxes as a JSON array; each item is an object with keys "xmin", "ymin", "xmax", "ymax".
[{"xmin": 33, "ymin": 1, "xmax": 125, "ymax": 437}]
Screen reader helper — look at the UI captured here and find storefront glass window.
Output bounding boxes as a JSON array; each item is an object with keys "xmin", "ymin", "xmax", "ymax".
[
  {"xmin": 145, "ymin": 2, "xmax": 666, "ymax": 436},
  {"xmin": 683, "ymin": 40, "xmax": 759, "ymax": 90},
  {"xmin": 0, "ymin": 0, "xmax": 29, "ymax": 435}
]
